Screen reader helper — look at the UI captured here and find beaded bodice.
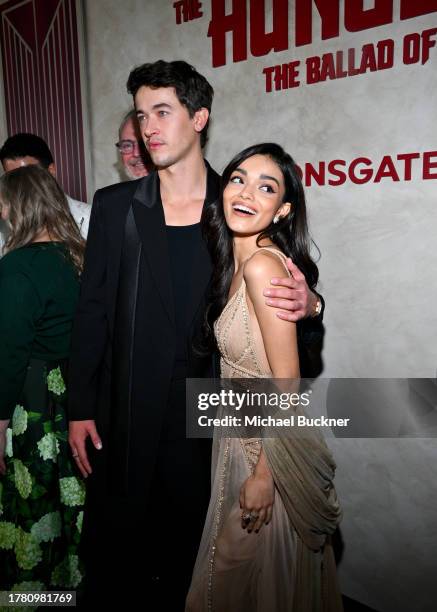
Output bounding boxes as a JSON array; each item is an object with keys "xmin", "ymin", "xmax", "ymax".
[
  {"xmin": 214, "ymin": 247, "xmax": 290, "ymax": 472},
  {"xmin": 214, "ymin": 247, "xmax": 290, "ymax": 380}
]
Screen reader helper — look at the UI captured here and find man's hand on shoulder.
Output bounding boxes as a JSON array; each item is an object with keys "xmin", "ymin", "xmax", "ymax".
[{"xmin": 264, "ymin": 258, "xmax": 320, "ymax": 322}]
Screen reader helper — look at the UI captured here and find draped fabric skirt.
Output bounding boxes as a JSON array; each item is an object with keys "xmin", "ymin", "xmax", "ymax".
[{"xmin": 186, "ymin": 433, "xmax": 297, "ymax": 612}]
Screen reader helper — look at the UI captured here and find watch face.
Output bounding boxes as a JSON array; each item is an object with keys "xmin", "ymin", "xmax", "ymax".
[{"xmin": 314, "ymin": 299, "xmax": 322, "ymax": 316}]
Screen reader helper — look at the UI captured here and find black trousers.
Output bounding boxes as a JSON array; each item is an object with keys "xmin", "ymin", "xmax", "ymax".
[{"xmin": 79, "ymin": 382, "xmax": 211, "ymax": 610}]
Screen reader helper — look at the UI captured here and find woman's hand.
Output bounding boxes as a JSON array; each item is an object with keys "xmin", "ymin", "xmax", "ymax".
[{"xmin": 239, "ymin": 451, "xmax": 275, "ymax": 533}]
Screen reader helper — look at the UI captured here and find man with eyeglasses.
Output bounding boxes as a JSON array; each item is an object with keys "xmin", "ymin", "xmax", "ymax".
[{"xmin": 116, "ymin": 109, "xmax": 153, "ymax": 180}]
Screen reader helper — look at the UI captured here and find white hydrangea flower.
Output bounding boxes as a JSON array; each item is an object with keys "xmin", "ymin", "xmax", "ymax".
[
  {"xmin": 14, "ymin": 528, "xmax": 42, "ymax": 570},
  {"xmin": 9, "ymin": 582, "xmax": 44, "ymax": 612},
  {"xmin": 59, "ymin": 477, "xmax": 85, "ymax": 507},
  {"xmin": 76, "ymin": 511, "xmax": 83, "ymax": 534},
  {"xmin": 30, "ymin": 512, "xmax": 61, "ymax": 543},
  {"xmin": 5, "ymin": 427, "xmax": 13, "ymax": 457},
  {"xmin": 37, "ymin": 432, "xmax": 60, "ymax": 462},
  {"xmin": 0, "ymin": 521, "xmax": 17, "ymax": 549},
  {"xmin": 12, "ymin": 459, "xmax": 33, "ymax": 499},
  {"xmin": 12, "ymin": 405, "xmax": 27, "ymax": 436},
  {"xmin": 51, "ymin": 554, "xmax": 82, "ymax": 588},
  {"xmin": 46, "ymin": 367, "xmax": 66, "ymax": 395},
  {"xmin": 12, "ymin": 580, "xmax": 44, "ymax": 591}
]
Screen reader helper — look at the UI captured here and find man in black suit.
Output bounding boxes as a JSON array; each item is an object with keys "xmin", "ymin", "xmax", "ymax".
[{"xmin": 68, "ymin": 60, "xmax": 323, "ymax": 608}]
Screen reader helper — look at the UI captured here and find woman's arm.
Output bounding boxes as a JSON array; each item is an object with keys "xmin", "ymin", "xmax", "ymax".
[
  {"xmin": 244, "ymin": 251, "xmax": 300, "ymax": 379},
  {"xmin": 238, "ymin": 251, "xmax": 301, "ymax": 532},
  {"xmin": 0, "ymin": 269, "xmax": 39, "ymax": 420}
]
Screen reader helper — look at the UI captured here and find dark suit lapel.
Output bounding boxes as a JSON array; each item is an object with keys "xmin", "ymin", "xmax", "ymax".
[
  {"xmin": 132, "ymin": 172, "xmax": 175, "ymax": 327},
  {"xmin": 185, "ymin": 162, "xmax": 220, "ymax": 326}
]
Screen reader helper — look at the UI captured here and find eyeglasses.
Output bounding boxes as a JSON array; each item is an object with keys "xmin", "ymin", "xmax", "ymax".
[{"xmin": 115, "ymin": 139, "xmax": 142, "ymax": 154}]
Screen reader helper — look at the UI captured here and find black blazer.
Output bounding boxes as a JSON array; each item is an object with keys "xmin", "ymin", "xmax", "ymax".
[{"xmin": 69, "ymin": 163, "xmax": 219, "ymax": 494}]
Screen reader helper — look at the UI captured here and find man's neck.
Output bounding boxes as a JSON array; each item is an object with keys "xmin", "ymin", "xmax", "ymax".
[{"xmin": 158, "ymin": 148, "xmax": 207, "ymax": 203}]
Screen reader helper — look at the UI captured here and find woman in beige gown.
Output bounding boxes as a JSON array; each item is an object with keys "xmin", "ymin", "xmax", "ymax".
[{"xmin": 186, "ymin": 144, "xmax": 343, "ymax": 612}]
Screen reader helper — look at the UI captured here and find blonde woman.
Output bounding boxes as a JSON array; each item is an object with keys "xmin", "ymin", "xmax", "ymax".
[{"xmin": 0, "ymin": 165, "xmax": 85, "ymax": 590}]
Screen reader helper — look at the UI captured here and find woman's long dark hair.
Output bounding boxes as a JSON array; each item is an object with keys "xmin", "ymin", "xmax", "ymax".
[{"xmin": 201, "ymin": 142, "xmax": 319, "ymax": 352}]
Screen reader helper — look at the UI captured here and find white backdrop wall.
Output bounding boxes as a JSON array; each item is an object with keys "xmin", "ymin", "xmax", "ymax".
[
  {"xmin": 82, "ymin": 2, "xmax": 437, "ymax": 610},
  {"xmin": 84, "ymin": 0, "xmax": 437, "ymax": 380}
]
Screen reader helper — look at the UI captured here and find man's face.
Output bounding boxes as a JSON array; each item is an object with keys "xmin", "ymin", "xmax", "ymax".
[
  {"xmin": 118, "ymin": 117, "xmax": 152, "ymax": 179},
  {"xmin": 135, "ymin": 86, "xmax": 205, "ymax": 169}
]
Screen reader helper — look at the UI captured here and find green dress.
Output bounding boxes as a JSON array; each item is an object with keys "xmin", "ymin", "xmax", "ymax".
[{"xmin": 0, "ymin": 243, "xmax": 85, "ymax": 593}]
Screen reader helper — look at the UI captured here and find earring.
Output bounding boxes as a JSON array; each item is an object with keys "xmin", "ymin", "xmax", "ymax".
[{"xmin": 273, "ymin": 215, "xmax": 280, "ymax": 224}]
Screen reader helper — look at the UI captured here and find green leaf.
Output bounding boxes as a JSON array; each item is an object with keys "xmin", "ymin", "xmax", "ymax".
[
  {"xmin": 30, "ymin": 484, "xmax": 47, "ymax": 500},
  {"xmin": 17, "ymin": 498, "xmax": 32, "ymax": 518},
  {"xmin": 43, "ymin": 422, "xmax": 53, "ymax": 434}
]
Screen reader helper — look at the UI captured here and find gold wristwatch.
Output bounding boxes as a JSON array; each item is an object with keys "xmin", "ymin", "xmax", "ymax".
[{"xmin": 312, "ymin": 296, "xmax": 322, "ymax": 317}]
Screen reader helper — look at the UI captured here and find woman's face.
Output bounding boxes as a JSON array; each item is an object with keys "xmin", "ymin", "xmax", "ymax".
[{"xmin": 223, "ymin": 154, "xmax": 289, "ymax": 235}]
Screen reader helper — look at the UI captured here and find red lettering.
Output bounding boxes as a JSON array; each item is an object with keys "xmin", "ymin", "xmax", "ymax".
[
  {"xmin": 263, "ymin": 62, "xmax": 300, "ymax": 91},
  {"xmin": 288, "ymin": 61, "xmax": 300, "ymax": 87},
  {"xmin": 401, "ymin": 0, "xmax": 437, "ymax": 21},
  {"xmin": 173, "ymin": 0, "xmax": 202, "ymax": 23},
  {"xmin": 295, "ymin": 0, "xmax": 340, "ymax": 47},
  {"xmin": 378, "ymin": 39, "xmax": 395, "ymax": 68},
  {"xmin": 397, "ymin": 153, "xmax": 420, "ymax": 180},
  {"xmin": 423, "ymin": 151, "xmax": 437, "ymax": 179},
  {"xmin": 360, "ymin": 43, "xmax": 378, "ymax": 72},
  {"xmin": 345, "ymin": 0, "xmax": 393, "ymax": 33},
  {"xmin": 305, "ymin": 162, "xmax": 326, "ymax": 187},
  {"xmin": 403, "ymin": 32, "xmax": 421, "ymax": 64},
  {"xmin": 320, "ymin": 53, "xmax": 336, "ymax": 81},
  {"xmin": 374, "ymin": 156, "xmax": 400, "ymax": 182},
  {"xmin": 421, "ymin": 28, "xmax": 437, "ymax": 65},
  {"xmin": 263, "ymin": 66, "xmax": 275, "ymax": 92},
  {"xmin": 335, "ymin": 51, "xmax": 348, "ymax": 78},
  {"xmin": 306, "ymin": 56, "xmax": 321, "ymax": 83},
  {"xmin": 173, "ymin": 1, "xmax": 184, "ymax": 24},
  {"xmin": 348, "ymin": 48, "xmax": 361, "ymax": 75},
  {"xmin": 274, "ymin": 63, "xmax": 290, "ymax": 90},
  {"xmin": 208, "ymin": 0, "xmax": 247, "ymax": 67},
  {"xmin": 192, "ymin": 0, "xmax": 203, "ymax": 18},
  {"xmin": 250, "ymin": 0, "xmax": 288, "ymax": 57},
  {"xmin": 349, "ymin": 158, "xmax": 373, "ymax": 184},
  {"xmin": 328, "ymin": 160, "xmax": 347, "ymax": 186}
]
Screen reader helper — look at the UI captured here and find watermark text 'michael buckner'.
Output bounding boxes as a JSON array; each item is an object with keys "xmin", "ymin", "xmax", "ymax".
[{"xmin": 198, "ymin": 414, "xmax": 351, "ymax": 428}]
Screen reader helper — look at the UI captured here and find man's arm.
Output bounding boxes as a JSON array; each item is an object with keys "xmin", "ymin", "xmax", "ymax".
[{"xmin": 68, "ymin": 190, "xmax": 107, "ymax": 476}]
